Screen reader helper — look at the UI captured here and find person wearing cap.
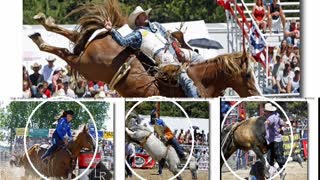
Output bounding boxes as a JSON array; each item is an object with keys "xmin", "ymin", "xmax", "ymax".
[
  {"xmin": 276, "ymin": 60, "xmax": 294, "ymax": 93},
  {"xmin": 42, "ymin": 55, "xmax": 56, "ymax": 91},
  {"xmin": 104, "ymin": 6, "xmax": 203, "ymax": 97},
  {"xmin": 41, "ymin": 110, "xmax": 74, "ymax": 162},
  {"xmin": 290, "ymin": 66, "xmax": 300, "ymax": 93},
  {"xmin": 264, "ymin": 103, "xmax": 286, "ymax": 179},
  {"xmin": 149, "ymin": 109, "xmax": 185, "ymax": 175},
  {"xmin": 29, "ymin": 63, "xmax": 44, "ymax": 97}
]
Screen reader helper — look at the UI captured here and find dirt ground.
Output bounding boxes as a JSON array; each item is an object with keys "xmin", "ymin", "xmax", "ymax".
[
  {"xmin": 221, "ymin": 161, "xmax": 308, "ymax": 180},
  {"xmin": 126, "ymin": 168, "xmax": 209, "ymax": 180}
]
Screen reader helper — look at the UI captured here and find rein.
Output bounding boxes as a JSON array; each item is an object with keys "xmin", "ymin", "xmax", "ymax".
[{"xmin": 109, "ymin": 54, "xmax": 136, "ymax": 90}]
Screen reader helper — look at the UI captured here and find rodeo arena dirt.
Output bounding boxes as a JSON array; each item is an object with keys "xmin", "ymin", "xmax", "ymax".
[{"xmin": 125, "ymin": 115, "xmax": 209, "ymax": 180}]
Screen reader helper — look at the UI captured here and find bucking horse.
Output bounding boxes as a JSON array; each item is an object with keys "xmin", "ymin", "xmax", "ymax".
[
  {"xmin": 221, "ymin": 116, "xmax": 303, "ymax": 180},
  {"xmin": 125, "ymin": 111, "xmax": 195, "ymax": 179},
  {"xmin": 28, "ymin": 0, "xmax": 261, "ymax": 97}
]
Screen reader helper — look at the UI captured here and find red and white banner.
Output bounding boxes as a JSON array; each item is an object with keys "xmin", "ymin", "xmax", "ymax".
[{"xmin": 132, "ymin": 153, "xmax": 156, "ymax": 169}]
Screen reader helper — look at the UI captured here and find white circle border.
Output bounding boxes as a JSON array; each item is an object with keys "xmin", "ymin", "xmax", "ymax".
[
  {"xmin": 125, "ymin": 96, "xmax": 195, "ymax": 180},
  {"xmin": 220, "ymin": 96, "xmax": 294, "ymax": 180},
  {"xmin": 23, "ymin": 96, "xmax": 99, "ymax": 180}
]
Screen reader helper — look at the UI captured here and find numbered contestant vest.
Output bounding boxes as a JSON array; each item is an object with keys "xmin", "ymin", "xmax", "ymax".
[{"xmin": 138, "ymin": 28, "xmax": 167, "ymax": 58}]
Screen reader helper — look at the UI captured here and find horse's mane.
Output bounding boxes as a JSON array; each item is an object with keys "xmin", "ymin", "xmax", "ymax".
[
  {"xmin": 67, "ymin": 0, "xmax": 126, "ymax": 55},
  {"xmin": 191, "ymin": 52, "xmax": 253, "ymax": 76}
]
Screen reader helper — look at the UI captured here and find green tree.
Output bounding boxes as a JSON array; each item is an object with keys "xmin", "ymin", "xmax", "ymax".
[
  {"xmin": 0, "ymin": 101, "xmax": 109, "ymax": 150},
  {"xmin": 125, "ymin": 101, "xmax": 209, "ymax": 119}
]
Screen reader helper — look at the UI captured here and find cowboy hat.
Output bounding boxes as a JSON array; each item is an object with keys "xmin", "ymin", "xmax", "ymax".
[
  {"xmin": 46, "ymin": 55, "xmax": 56, "ymax": 62},
  {"xmin": 264, "ymin": 103, "xmax": 277, "ymax": 112},
  {"xmin": 128, "ymin": 6, "xmax": 152, "ymax": 29},
  {"xmin": 31, "ymin": 62, "xmax": 42, "ymax": 70}
]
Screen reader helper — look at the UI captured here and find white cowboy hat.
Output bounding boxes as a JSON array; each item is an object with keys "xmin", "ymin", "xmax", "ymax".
[
  {"xmin": 264, "ymin": 103, "xmax": 277, "ymax": 112},
  {"xmin": 46, "ymin": 55, "xmax": 56, "ymax": 62},
  {"xmin": 294, "ymin": 67, "xmax": 300, "ymax": 72},
  {"xmin": 30, "ymin": 62, "xmax": 42, "ymax": 70},
  {"xmin": 128, "ymin": 6, "xmax": 152, "ymax": 29}
]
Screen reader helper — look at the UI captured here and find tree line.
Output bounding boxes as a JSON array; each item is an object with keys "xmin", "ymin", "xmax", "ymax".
[
  {"xmin": 125, "ymin": 101, "xmax": 209, "ymax": 119},
  {"xmin": 0, "ymin": 101, "xmax": 109, "ymax": 149}
]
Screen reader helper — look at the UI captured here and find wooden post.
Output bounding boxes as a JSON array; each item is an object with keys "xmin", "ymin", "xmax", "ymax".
[{"xmin": 156, "ymin": 102, "xmax": 160, "ymax": 118}]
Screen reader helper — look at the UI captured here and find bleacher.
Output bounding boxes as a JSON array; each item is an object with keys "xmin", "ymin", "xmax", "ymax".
[{"xmin": 234, "ymin": 0, "xmax": 300, "ymax": 46}]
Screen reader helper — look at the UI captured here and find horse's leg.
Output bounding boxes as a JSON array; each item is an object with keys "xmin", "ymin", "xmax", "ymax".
[
  {"xmin": 221, "ymin": 145, "xmax": 237, "ymax": 168},
  {"xmin": 33, "ymin": 12, "xmax": 78, "ymax": 43},
  {"xmin": 252, "ymin": 145, "xmax": 269, "ymax": 178},
  {"xmin": 29, "ymin": 33, "xmax": 79, "ymax": 65}
]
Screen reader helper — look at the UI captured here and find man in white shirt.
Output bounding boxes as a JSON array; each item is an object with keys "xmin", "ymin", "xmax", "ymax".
[{"xmin": 41, "ymin": 55, "xmax": 56, "ymax": 91}]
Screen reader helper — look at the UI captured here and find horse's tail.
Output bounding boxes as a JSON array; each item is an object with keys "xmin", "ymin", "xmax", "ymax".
[
  {"xmin": 10, "ymin": 154, "xmax": 24, "ymax": 167},
  {"xmin": 220, "ymin": 124, "xmax": 235, "ymax": 167}
]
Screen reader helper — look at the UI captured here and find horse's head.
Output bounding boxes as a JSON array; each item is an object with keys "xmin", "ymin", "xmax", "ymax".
[
  {"xmin": 229, "ymin": 53, "xmax": 262, "ymax": 97},
  {"xmin": 125, "ymin": 127, "xmax": 151, "ymax": 144},
  {"xmin": 75, "ymin": 125, "xmax": 95, "ymax": 151}
]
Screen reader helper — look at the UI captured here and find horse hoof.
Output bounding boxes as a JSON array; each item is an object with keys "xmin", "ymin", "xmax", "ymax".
[
  {"xmin": 28, "ymin": 32, "xmax": 41, "ymax": 39},
  {"xmin": 33, "ymin": 12, "xmax": 46, "ymax": 21}
]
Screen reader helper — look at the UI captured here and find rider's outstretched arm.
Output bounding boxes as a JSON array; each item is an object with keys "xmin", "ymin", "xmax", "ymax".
[{"xmin": 110, "ymin": 29, "xmax": 142, "ymax": 49}]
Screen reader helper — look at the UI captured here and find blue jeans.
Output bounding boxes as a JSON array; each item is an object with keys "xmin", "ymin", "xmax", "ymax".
[
  {"xmin": 178, "ymin": 72, "xmax": 199, "ymax": 97},
  {"xmin": 168, "ymin": 138, "xmax": 185, "ymax": 159},
  {"xmin": 41, "ymin": 131, "xmax": 63, "ymax": 160}
]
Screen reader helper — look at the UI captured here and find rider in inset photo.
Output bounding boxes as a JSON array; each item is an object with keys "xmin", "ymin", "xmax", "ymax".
[{"xmin": 41, "ymin": 110, "xmax": 74, "ymax": 163}]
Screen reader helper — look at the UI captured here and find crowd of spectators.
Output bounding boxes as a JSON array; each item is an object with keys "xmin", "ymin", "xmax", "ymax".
[
  {"xmin": 174, "ymin": 128, "xmax": 209, "ymax": 146},
  {"xmin": 22, "ymin": 55, "xmax": 120, "ymax": 98},
  {"xmin": 251, "ymin": 0, "xmax": 301, "ymax": 94}
]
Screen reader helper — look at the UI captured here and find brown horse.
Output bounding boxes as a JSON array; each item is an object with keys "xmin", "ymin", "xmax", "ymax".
[
  {"xmin": 28, "ymin": 0, "xmax": 261, "ymax": 97},
  {"xmin": 12, "ymin": 125, "xmax": 95, "ymax": 179},
  {"xmin": 221, "ymin": 116, "xmax": 268, "ymax": 168}
]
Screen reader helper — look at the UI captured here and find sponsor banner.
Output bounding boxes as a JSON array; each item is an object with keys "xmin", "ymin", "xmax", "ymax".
[
  {"xmin": 15, "ymin": 128, "xmax": 28, "ymax": 136},
  {"xmin": 282, "ymin": 132, "xmax": 301, "ymax": 157},
  {"xmin": 28, "ymin": 128, "xmax": 49, "ymax": 138},
  {"xmin": 132, "ymin": 153, "xmax": 156, "ymax": 169},
  {"xmin": 103, "ymin": 131, "xmax": 113, "ymax": 140}
]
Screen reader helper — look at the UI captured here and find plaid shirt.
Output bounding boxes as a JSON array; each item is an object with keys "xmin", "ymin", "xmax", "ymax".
[{"xmin": 110, "ymin": 22, "xmax": 167, "ymax": 49}]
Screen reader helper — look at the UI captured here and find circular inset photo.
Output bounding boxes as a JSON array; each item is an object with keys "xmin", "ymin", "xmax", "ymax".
[
  {"xmin": 221, "ymin": 98, "xmax": 308, "ymax": 180},
  {"xmin": 0, "ymin": 98, "xmax": 114, "ymax": 180},
  {"xmin": 125, "ymin": 98, "xmax": 209, "ymax": 180}
]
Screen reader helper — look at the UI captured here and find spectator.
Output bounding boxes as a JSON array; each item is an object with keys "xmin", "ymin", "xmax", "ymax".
[
  {"xmin": 22, "ymin": 80, "xmax": 31, "ymax": 98},
  {"xmin": 295, "ymin": 22, "xmax": 300, "ymax": 47},
  {"xmin": 88, "ymin": 81, "xmax": 105, "ymax": 97},
  {"xmin": 252, "ymin": 0, "xmax": 267, "ymax": 33},
  {"xmin": 268, "ymin": 0, "xmax": 286, "ymax": 33},
  {"xmin": 53, "ymin": 83, "xmax": 66, "ymax": 96},
  {"xmin": 34, "ymin": 84, "xmax": 46, "ymax": 98},
  {"xmin": 42, "ymin": 56, "xmax": 56, "ymax": 91},
  {"xmin": 272, "ymin": 54, "xmax": 284, "ymax": 87},
  {"xmin": 290, "ymin": 67, "xmax": 300, "ymax": 93},
  {"xmin": 276, "ymin": 61, "xmax": 294, "ymax": 93},
  {"xmin": 282, "ymin": 44, "xmax": 295, "ymax": 63},
  {"xmin": 74, "ymin": 79, "xmax": 87, "ymax": 98},
  {"xmin": 43, "ymin": 81, "xmax": 52, "ymax": 98},
  {"xmin": 284, "ymin": 20, "xmax": 299, "ymax": 45},
  {"xmin": 52, "ymin": 68, "xmax": 63, "ymax": 92},
  {"xmin": 291, "ymin": 56, "xmax": 300, "ymax": 69},
  {"xmin": 293, "ymin": 44, "xmax": 300, "ymax": 58},
  {"xmin": 23, "ymin": 66, "xmax": 32, "ymax": 88},
  {"xmin": 63, "ymin": 81, "xmax": 76, "ymax": 98},
  {"xmin": 29, "ymin": 63, "xmax": 44, "ymax": 97},
  {"xmin": 277, "ymin": 39, "xmax": 287, "ymax": 57}
]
